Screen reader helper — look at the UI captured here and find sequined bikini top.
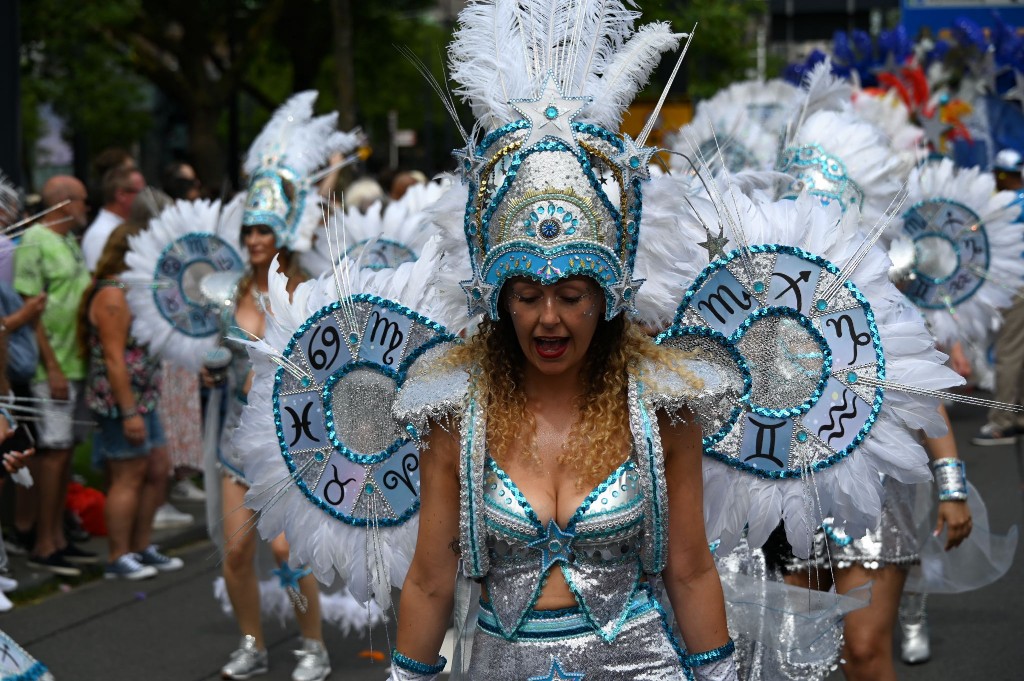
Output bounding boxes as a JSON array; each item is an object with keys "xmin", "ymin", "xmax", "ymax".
[
  {"xmin": 481, "ymin": 455, "xmax": 646, "ymax": 640},
  {"xmin": 393, "ymin": 343, "xmax": 745, "ymax": 641}
]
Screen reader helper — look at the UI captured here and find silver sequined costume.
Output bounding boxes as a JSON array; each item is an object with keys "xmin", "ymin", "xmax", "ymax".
[
  {"xmin": 395, "ymin": 344, "xmax": 744, "ymax": 679},
  {"xmin": 798, "ymin": 477, "xmax": 920, "ymax": 572}
]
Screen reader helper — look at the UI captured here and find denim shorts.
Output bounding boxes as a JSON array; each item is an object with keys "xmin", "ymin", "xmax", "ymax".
[{"xmin": 92, "ymin": 411, "xmax": 167, "ymax": 467}]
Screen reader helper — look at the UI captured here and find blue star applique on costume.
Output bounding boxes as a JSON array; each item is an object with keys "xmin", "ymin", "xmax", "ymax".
[
  {"xmin": 528, "ymin": 658, "xmax": 585, "ymax": 681},
  {"xmin": 528, "ymin": 519, "xmax": 576, "ymax": 572},
  {"xmin": 273, "ymin": 561, "xmax": 312, "ymax": 590}
]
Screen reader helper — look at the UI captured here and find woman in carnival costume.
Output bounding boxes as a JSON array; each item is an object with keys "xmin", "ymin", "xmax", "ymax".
[
  {"xmin": 213, "ymin": 92, "xmax": 359, "ymax": 681},
  {"xmin": 231, "ymin": 4, "xmax": 1001, "ymax": 681},
  {"xmin": 388, "ymin": 2, "xmax": 743, "ymax": 677}
]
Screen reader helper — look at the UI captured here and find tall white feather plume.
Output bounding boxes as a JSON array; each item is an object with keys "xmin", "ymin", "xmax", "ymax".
[
  {"xmin": 448, "ymin": 0, "xmax": 678, "ymax": 131},
  {"xmin": 791, "ymin": 58, "xmax": 854, "ymax": 133},
  {"xmin": 244, "ymin": 91, "xmax": 359, "ymax": 177}
]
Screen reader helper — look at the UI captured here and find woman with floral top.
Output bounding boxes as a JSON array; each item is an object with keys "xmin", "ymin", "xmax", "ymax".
[{"xmin": 79, "ymin": 212, "xmax": 184, "ymax": 581}]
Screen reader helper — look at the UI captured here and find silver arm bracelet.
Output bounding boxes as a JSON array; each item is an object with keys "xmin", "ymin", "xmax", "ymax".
[{"xmin": 930, "ymin": 457, "xmax": 967, "ymax": 501}]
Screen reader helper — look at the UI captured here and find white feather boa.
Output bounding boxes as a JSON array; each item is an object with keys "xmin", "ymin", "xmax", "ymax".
[
  {"xmin": 124, "ymin": 195, "xmax": 247, "ymax": 372},
  {"xmin": 669, "ymin": 190, "xmax": 961, "ymax": 557},
  {"xmin": 213, "ymin": 577, "xmax": 385, "ymax": 633},
  {"xmin": 888, "ymin": 158, "xmax": 1024, "ymax": 348}
]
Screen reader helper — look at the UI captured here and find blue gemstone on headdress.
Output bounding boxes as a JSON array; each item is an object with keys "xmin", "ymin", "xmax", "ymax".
[
  {"xmin": 301, "ymin": 376, "xmax": 312, "ymax": 388},
  {"xmin": 365, "ymin": 483, "xmax": 374, "ymax": 494},
  {"xmin": 624, "ymin": 288, "xmax": 633, "ymax": 300},
  {"xmin": 815, "ymin": 299, "xmax": 828, "ymax": 311},
  {"xmin": 539, "ymin": 220, "xmax": 560, "ymax": 239},
  {"xmin": 545, "ymin": 105, "xmax": 559, "ymax": 120},
  {"xmin": 629, "ymin": 155, "xmax": 640, "ymax": 169},
  {"xmin": 472, "ymin": 287, "xmax": 482, "ymax": 299},
  {"xmin": 753, "ymin": 281, "xmax": 765, "ymax": 293},
  {"xmin": 314, "ymin": 452, "xmax": 325, "ymax": 461},
  {"xmin": 348, "ymin": 332, "xmax": 359, "ymax": 345},
  {"xmin": 797, "ymin": 432, "xmax": 808, "ymax": 443},
  {"xmin": 846, "ymin": 372, "xmax": 858, "ymax": 384}
]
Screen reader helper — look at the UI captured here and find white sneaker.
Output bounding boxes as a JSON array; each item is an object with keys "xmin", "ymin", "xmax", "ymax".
[
  {"xmin": 0, "ymin": 574, "xmax": 18, "ymax": 593},
  {"xmin": 900, "ymin": 620, "xmax": 930, "ymax": 664},
  {"xmin": 291, "ymin": 638, "xmax": 330, "ymax": 681},
  {"xmin": 222, "ymin": 635, "xmax": 269, "ymax": 679},
  {"xmin": 153, "ymin": 503, "xmax": 194, "ymax": 529},
  {"xmin": 170, "ymin": 477, "xmax": 207, "ymax": 502}
]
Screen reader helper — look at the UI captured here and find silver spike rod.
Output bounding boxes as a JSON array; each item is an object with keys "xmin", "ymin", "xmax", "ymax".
[
  {"xmin": 1, "ymin": 200, "xmax": 70, "ymax": 234},
  {"xmin": 637, "ymin": 24, "xmax": 696, "ymax": 148}
]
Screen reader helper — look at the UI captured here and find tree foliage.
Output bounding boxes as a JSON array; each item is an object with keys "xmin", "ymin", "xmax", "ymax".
[{"xmin": 20, "ymin": 0, "xmax": 764, "ymax": 187}]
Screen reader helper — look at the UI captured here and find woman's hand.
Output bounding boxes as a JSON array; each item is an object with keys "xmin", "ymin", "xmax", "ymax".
[
  {"xmin": 935, "ymin": 500, "xmax": 972, "ymax": 550},
  {"xmin": 2, "ymin": 449, "xmax": 33, "ymax": 475},
  {"xmin": 123, "ymin": 414, "xmax": 147, "ymax": 446}
]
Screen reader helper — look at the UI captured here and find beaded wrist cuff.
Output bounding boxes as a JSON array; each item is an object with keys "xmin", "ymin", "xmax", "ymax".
[
  {"xmin": 683, "ymin": 638, "xmax": 736, "ymax": 668},
  {"xmin": 930, "ymin": 457, "xmax": 967, "ymax": 502},
  {"xmin": 391, "ymin": 651, "xmax": 446, "ymax": 675}
]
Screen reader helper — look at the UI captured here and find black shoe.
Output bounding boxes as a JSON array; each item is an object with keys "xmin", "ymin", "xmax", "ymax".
[
  {"xmin": 3, "ymin": 527, "xmax": 34, "ymax": 556},
  {"xmin": 60, "ymin": 543, "xmax": 99, "ymax": 565},
  {"xmin": 64, "ymin": 511, "xmax": 91, "ymax": 543},
  {"xmin": 27, "ymin": 552, "xmax": 82, "ymax": 577}
]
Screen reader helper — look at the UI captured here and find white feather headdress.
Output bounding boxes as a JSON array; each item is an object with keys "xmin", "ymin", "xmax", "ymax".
[
  {"xmin": 779, "ymin": 109, "xmax": 909, "ymax": 225},
  {"xmin": 242, "ymin": 91, "xmax": 361, "ymax": 253}
]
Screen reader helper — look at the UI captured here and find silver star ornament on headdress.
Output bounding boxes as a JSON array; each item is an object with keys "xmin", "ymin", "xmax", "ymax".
[{"xmin": 510, "ymin": 73, "xmax": 591, "ymax": 151}]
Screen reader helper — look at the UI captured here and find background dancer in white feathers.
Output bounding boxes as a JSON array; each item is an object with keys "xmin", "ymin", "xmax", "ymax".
[{"xmin": 214, "ymin": 90, "xmax": 360, "ymax": 681}]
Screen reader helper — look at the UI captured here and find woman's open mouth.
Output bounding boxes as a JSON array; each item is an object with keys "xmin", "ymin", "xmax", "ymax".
[{"xmin": 534, "ymin": 337, "xmax": 569, "ymax": 359}]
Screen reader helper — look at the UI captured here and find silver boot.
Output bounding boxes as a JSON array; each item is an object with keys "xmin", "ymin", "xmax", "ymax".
[
  {"xmin": 899, "ymin": 591, "xmax": 930, "ymax": 664},
  {"xmin": 291, "ymin": 638, "xmax": 331, "ymax": 681},
  {"xmin": 221, "ymin": 634, "xmax": 269, "ymax": 679}
]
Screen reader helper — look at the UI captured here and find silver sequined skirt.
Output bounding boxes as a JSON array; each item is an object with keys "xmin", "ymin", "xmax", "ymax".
[
  {"xmin": 467, "ymin": 587, "xmax": 687, "ymax": 680},
  {"xmin": 217, "ymin": 394, "xmax": 248, "ymax": 483},
  {"xmin": 812, "ymin": 478, "xmax": 920, "ymax": 571}
]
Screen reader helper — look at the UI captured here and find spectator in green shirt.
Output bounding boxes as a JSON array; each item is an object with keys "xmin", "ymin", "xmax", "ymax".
[{"xmin": 12, "ymin": 175, "xmax": 98, "ymax": 576}]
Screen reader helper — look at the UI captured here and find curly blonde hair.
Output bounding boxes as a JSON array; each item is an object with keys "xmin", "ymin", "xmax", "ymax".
[{"xmin": 452, "ymin": 309, "xmax": 702, "ymax": 488}]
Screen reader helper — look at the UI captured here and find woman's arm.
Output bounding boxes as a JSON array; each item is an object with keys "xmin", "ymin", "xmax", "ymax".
[
  {"xmin": 659, "ymin": 410, "xmax": 732, "ymax": 655},
  {"xmin": 394, "ymin": 422, "xmax": 462, "ymax": 668},
  {"xmin": 924, "ymin": 404, "xmax": 971, "ymax": 550},
  {"xmin": 93, "ymin": 287, "xmax": 145, "ymax": 444}
]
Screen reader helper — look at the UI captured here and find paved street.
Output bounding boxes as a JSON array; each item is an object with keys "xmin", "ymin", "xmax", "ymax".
[{"xmin": 2, "ymin": 401, "xmax": 1022, "ymax": 680}]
